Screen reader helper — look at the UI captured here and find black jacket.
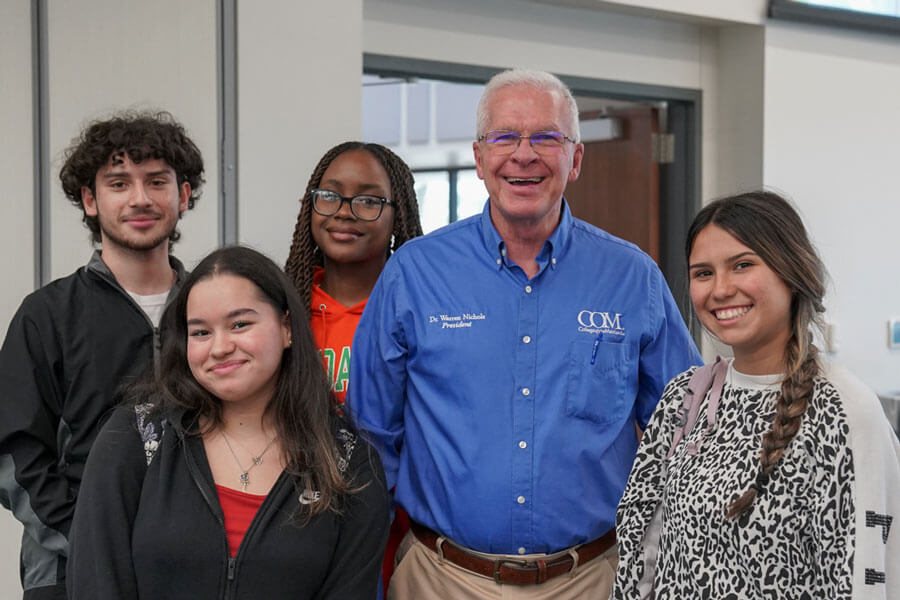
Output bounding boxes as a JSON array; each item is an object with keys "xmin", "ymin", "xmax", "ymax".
[
  {"xmin": 0, "ymin": 251, "xmax": 185, "ymax": 599},
  {"xmin": 68, "ymin": 406, "xmax": 390, "ymax": 599}
]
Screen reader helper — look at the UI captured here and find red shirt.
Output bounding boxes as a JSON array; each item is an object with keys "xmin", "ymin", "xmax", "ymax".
[{"xmin": 216, "ymin": 484, "xmax": 266, "ymax": 557}]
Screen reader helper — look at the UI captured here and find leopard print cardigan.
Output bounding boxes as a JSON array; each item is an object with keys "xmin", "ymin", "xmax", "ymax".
[{"xmin": 613, "ymin": 360, "xmax": 900, "ymax": 600}]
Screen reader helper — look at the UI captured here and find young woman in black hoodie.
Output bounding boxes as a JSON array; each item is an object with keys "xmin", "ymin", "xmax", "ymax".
[{"xmin": 68, "ymin": 245, "xmax": 389, "ymax": 599}]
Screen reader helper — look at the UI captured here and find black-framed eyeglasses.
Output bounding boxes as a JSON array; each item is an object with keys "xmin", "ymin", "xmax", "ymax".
[
  {"xmin": 309, "ymin": 189, "xmax": 394, "ymax": 221},
  {"xmin": 477, "ymin": 130, "xmax": 577, "ymax": 155}
]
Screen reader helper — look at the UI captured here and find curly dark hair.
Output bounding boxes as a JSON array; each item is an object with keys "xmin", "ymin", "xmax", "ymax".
[
  {"xmin": 59, "ymin": 110, "xmax": 205, "ymax": 245},
  {"xmin": 284, "ymin": 141, "xmax": 422, "ymax": 313}
]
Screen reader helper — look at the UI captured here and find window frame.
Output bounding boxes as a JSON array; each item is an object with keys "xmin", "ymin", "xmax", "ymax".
[{"xmin": 769, "ymin": 0, "xmax": 900, "ymax": 35}]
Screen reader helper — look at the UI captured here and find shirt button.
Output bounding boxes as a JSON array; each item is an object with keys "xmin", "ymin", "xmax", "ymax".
[
  {"xmin": 518, "ymin": 547, "xmax": 527, "ymax": 555},
  {"xmin": 551, "ymin": 257, "xmax": 557, "ymax": 265},
  {"xmin": 522, "ymin": 388, "xmax": 530, "ymax": 396},
  {"xmin": 522, "ymin": 335, "xmax": 531, "ymax": 344},
  {"xmin": 517, "ymin": 496, "xmax": 525, "ymax": 504},
  {"xmin": 496, "ymin": 258, "xmax": 502, "ymax": 265},
  {"xmin": 524, "ymin": 285, "xmax": 532, "ymax": 293},
  {"xmin": 518, "ymin": 441, "xmax": 527, "ymax": 449}
]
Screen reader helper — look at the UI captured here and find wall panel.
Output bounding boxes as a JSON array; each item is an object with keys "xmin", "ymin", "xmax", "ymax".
[
  {"xmin": 46, "ymin": 0, "xmax": 219, "ymax": 278},
  {"xmin": 0, "ymin": 4, "xmax": 35, "ymax": 595},
  {"xmin": 764, "ymin": 21, "xmax": 900, "ymax": 392},
  {"xmin": 237, "ymin": 0, "xmax": 364, "ymax": 265}
]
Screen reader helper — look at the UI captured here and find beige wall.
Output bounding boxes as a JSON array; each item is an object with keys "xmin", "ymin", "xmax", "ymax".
[
  {"xmin": 763, "ymin": 21, "xmax": 900, "ymax": 391},
  {"xmin": 0, "ymin": 1, "xmax": 35, "ymax": 592},
  {"xmin": 0, "ymin": 2, "xmax": 35, "ymax": 338},
  {"xmin": 45, "ymin": 0, "xmax": 220, "ymax": 279},
  {"xmin": 545, "ymin": 0, "xmax": 768, "ymax": 24},
  {"xmin": 238, "ymin": 0, "xmax": 363, "ymax": 265},
  {"xmin": 364, "ymin": 0, "xmax": 705, "ymax": 88}
]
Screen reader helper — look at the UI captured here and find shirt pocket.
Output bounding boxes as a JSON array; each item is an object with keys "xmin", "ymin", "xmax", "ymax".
[{"xmin": 565, "ymin": 336, "xmax": 631, "ymax": 425}]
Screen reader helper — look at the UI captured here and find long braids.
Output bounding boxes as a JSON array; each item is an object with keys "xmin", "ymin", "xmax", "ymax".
[
  {"xmin": 284, "ymin": 142, "xmax": 422, "ymax": 314},
  {"xmin": 687, "ymin": 191, "xmax": 827, "ymax": 519}
]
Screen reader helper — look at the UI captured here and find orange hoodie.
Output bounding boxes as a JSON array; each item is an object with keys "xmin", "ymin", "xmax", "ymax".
[
  {"xmin": 311, "ymin": 269, "xmax": 406, "ymax": 592},
  {"xmin": 309, "ymin": 267, "xmax": 367, "ymax": 405}
]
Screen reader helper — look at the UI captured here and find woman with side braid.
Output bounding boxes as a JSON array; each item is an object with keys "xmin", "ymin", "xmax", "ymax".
[
  {"xmin": 613, "ymin": 191, "xmax": 900, "ymax": 599},
  {"xmin": 285, "ymin": 142, "xmax": 422, "ymax": 594}
]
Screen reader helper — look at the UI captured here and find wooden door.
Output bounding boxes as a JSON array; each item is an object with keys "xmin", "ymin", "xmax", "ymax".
[{"xmin": 565, "ymin": 107, "xmax": 660, "ymax": 262}]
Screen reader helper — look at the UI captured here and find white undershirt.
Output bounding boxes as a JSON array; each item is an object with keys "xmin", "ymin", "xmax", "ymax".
[{"xmin": 127, "ymin": 290, "xmax": 170, "ymax": 328}]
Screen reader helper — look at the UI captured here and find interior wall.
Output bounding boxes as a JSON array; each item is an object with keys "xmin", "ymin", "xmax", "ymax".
[
  {"xmin": 604, "ymin": 0, "xmax": 766, "ymax": 22},
  {"xmin": 709, "ymin": 24, "xmax": 765, "ymax": 198},
  {"xmin": 763, "ymin": 21, "xmax": 900, "ymax": 393},
  {"xmin": 363, "ymin": 0, "xmax": 706, "ymax": 90},
  {"xmin": 0, "ymin": 2, "xmax": 35, "ymax": 593},
  {"xmin": 45, "ymin": 0, "xmax": 220, "ymax": 279},
  {"xmin": 237, "ymin": 0, "xmax": 364, "ymax": 266},
  {"xmin": 0, "ymin": 5, "xmax": 36, "ymax": 337},
  {"xmin": 537, "ymin": 0, "xmax": 767, "ymax": 24}
]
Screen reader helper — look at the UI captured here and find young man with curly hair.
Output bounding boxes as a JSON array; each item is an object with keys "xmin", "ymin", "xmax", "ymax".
[{"xmin": 0, "ymin": 111, "xmax": 204, "ymax": 599}]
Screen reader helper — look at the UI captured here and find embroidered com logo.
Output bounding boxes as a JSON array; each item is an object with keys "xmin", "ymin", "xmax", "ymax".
[{"xmin": 577, "ymin": 310, "xmax": 625, "ymax": 337}]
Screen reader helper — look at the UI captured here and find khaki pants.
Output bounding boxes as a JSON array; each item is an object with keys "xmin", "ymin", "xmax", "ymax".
[{"xmin": 387, "ymin": 530, "xmax": 618, "ymax": 600}]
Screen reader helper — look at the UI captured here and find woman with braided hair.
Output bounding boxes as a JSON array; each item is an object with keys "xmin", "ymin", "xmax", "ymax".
[
  {"xmin": 285, "ymin": 142, "xmax": 422, "ymax": 405},
  {"xmin": 613, "ymin": 191, "xmax": 900, "ymax": 599},
  {"xmin": 285, "ymin": 142, "xmax": 422, "ymax": 594}
]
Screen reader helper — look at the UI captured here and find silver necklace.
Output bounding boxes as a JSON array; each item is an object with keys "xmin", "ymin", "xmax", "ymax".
[{"xmin": 220, "ymin": 430, "xmax": 277, "ymax": 492}]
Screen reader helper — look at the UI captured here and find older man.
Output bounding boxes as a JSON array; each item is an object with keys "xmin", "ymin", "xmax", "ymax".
[{"xmin": 350, "ymin": 69, "xmax": 700, "ymax": 599}]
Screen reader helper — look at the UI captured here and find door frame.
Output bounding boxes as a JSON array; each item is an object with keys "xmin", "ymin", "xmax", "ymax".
[{"xmin": 363, "ymin": 53, "xmax": 702, "ymax": 323}]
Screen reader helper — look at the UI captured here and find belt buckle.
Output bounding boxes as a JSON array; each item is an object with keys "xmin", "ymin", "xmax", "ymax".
[{"xmin": 492, "ymin": 558, "xmax": 532, "ymax": 584}]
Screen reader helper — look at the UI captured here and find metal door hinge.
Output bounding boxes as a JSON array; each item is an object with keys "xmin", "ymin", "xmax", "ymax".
[{"xmin": 652, "ymin": 133, "xmax": 675, "ymax": 164}]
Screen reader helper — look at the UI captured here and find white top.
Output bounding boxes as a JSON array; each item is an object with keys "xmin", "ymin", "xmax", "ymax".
[{"xmin": 127, "ymin": 290, "xmax": 169, "ymax": 328}]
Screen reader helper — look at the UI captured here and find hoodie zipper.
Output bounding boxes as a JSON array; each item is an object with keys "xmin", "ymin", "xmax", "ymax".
[
  {"xmin": 181, "ymin": 434, "xmax": 236, "ymax": 598},
  {"xmin": 224, "ymin": 474, "xmax": 288, "ymax": 597},
  {"xmin": 182, "ymin": 431, "xmax": 289, "ymax": 599}
]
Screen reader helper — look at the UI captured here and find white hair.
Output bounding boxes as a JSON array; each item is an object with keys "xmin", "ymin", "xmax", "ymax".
[{"xmin": 476, "ymin": 69, "xmax": 580, "ymax": 142}]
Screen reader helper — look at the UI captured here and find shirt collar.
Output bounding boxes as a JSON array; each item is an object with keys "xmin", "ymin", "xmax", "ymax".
[
  {"xmin": 479, "ymin": 198, "xmax": 574, "ymax": 271},
  {"xmin": 87, "ymin": 249, "xmax": 187, "ymax": 301}
]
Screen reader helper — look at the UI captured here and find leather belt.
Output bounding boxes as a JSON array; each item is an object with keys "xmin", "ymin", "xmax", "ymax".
[{"xmin": 410, "ymin": 522, "xmax": 616, "ymax": 586}]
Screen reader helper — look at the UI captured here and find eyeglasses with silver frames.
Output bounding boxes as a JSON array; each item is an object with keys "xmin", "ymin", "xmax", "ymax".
[
  {"xmin": 477, "ymin": 130, "xmax": 577, "ymax": 155},
  {"xmin": 309, "ymin": 189, "xmax": 394, "ymax": 221}
]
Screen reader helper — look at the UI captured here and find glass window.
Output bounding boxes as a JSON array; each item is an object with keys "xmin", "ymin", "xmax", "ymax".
[
  {"xmin": 771, "ymin": 0, "xmax": 900, "ymax": 34},
  {"xmin": 413, "ymin": 171, "xmax": 451, "ymax": 233},
  {"xmin": 412, "ymin": 168, "xmax": 486, "ymax": 234},
  {"xmin": 456, "ymin": 169, "xmax": 485, "ymax": 221},
  {"xmin": 792, "ymin": 0, "xmax": 899, "ymax": 17}
]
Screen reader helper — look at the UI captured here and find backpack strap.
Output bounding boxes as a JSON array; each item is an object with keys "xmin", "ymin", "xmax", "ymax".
[{"xmin": 666, "ymin": 357, "xmax": 728, "ymax": 459}]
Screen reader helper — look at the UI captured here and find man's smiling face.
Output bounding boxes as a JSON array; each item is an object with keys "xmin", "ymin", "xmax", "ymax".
[{"xmin": 473, "ymin": 84, "xmax": 583, "ymax": 234}]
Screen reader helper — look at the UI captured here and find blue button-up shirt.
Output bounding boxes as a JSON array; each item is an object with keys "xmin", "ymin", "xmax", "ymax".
[{"xmin": 349, "ymin": 200, "xmax": 700, "ymax": 555}]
